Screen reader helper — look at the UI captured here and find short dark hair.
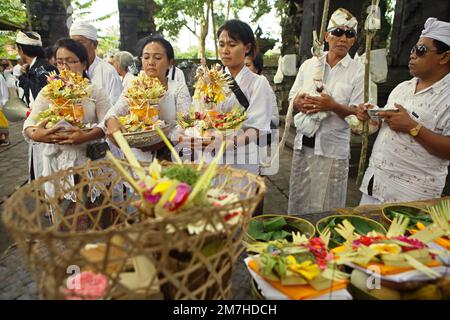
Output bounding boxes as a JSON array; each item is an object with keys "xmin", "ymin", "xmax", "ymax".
[
  {"xmin": 252, "ymin": 52, "xmax": 264, "ymax": 74},
  {"xmin": 217, "ymin": 19, "xmax": 258, "ymax": 59},
  {"xmin": 433, "ymin": 39, "xmax": 450, "ymax": 68},
  {"xmin": 433, "ymin": 39, "xmax": 450, "ymax": 54},
  {"xmin": 53, "ymin": 38, "xmax": 90, "ymax": 76},
  {"xmin": 44, "ymin": 46, "xmax": 54, "ymax": 61}
]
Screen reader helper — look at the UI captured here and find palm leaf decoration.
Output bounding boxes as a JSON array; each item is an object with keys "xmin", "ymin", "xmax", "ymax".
[{"xmin": 386, "ymin": 215, "xmax": 409, "ymax": 238}]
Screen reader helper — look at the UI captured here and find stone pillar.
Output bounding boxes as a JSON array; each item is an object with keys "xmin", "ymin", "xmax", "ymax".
[
  {"xmin": 388, "ymin": 0, "xmax": 450, "ymax": 83},
  {"xmin": 28, "ymin": 0, "xmax": 70, "ymax": 47},
  {"xmin": 118, "ymin": 0, "xmax": 157, "ymax": 55}
]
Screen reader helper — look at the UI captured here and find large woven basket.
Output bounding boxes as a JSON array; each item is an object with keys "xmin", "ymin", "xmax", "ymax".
[{"xmin": 2, "ymin": 160, "xmax": 265, "ymax": 300}]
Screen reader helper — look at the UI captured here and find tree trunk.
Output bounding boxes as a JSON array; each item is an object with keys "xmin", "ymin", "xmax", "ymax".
[
  {"xmin": 28, "ymin": 0, "xmax": 70, "ymax": 47},
  {"xmin": 198, "ymin": 2, "xmax": 210, "ymax": 59},
  {"xmin": 210, "ymin": 0, "xmax": 218, "ymax": 59},
  {"xmin": 280, "ymin": 0, "xmax": 303, "ymax": 56},
  {"xmin": 118, "ymin": 0, "xmax": 157, "ymax": 55}
]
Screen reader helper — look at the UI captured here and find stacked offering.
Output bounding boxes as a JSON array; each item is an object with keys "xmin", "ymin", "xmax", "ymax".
[
  {"xmin": 244, "ymin": 230, "xmax": 352, "ymax": 300},
  {"xmin": 177, "ymin": 64, "xmax": 246, "ymax": 139},
  {"xmin": 35, "ymin": 70, "xmax": 91, "ymax": 129},
  {"xmin": 332, "ymin": 214, "xmax": 450, "ymax": 299},
  {"xmin": 118, "ymin": 74, "xmax": 166, "ymax": 132}
]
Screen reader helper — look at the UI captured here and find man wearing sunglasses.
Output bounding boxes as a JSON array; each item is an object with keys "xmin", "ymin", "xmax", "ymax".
[
  {"xmin": 357, "ymin": 17, "xmax": 450, "ymax": 205},
  {"xmin": 287, "ymin": 8, "xmax": 364, "ymax": 215}
]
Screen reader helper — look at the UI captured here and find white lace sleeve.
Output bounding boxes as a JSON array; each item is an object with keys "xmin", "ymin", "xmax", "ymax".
[
  {"xmin": 92, "ymin": 86, "xmax": 113, "ymax": 132},
  {"xmin": 174, "ymin": 82, "xmax": 192, "ymax": 113},
  {"xmin": 22, "ymin": 90, "xmax": 50, "ymax": 142}
]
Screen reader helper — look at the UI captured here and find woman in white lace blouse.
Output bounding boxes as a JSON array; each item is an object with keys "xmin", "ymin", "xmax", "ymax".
[
  {"xmin": 23, "ymin": 38, "xmax": 111, "ymax": 183},
  {"xmin": 104, "ymin": 36, "xmax": 191, "ymax": 161}
]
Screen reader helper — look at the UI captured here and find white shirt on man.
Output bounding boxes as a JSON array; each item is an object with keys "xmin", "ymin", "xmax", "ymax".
[
  {"xmin": 288, "ymin": 53, "xmax": 364, "ymax": 159},
  {"xmin": 360, "ymin": 72, "xmax": 450, "ymax": 203},
  {"xmin": 88, "ymin": 56, "xmax": 123, "ymax": 105}
]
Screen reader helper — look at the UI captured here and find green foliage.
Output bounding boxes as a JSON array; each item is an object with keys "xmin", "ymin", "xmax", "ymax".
[
  {"xmin": 71, "ymin": 0, "xmax": 117, "ymax": 22},
  {"xmin": 175, "ymin": 46, "xmax": 215, "ymax": 59},
  {"xmin": 155, "ymin": 0, "xmax": 210, "ymax": 39},
  {"xmin": 0, "ymin": 31, "xmax": 18, "ymax": 59},
  {"xmin": 0, "ymin": 0, "xmax": 26, "ymax": 29},
  {"xmin": 161, "ymin": 166, "xmax": 200, "ymax": 186},
  {"xmin": 248, "ymin": 217, "xmax": 291, "ymax": 242}
]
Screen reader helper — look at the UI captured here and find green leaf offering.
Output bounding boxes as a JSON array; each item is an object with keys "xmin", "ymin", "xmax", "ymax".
[
  {"xmin": 385, "ymin": 207, "xmax": 433, "ymax": 229},
  {"xmin": 161, "ymin": 166, "xmax": 200, "ymax": 186},
  {"xmin": 318, "ymin": 215, "xmax": 386, "ymax": 246},
  {"xmin": 248, "ymin": 217, "xmax": 291, "ymax": 242}
]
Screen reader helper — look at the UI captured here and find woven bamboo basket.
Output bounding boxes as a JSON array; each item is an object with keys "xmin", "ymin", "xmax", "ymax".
[{"xmin": 2, "ymin": 160, "xmax": 265, "ymax": 300}]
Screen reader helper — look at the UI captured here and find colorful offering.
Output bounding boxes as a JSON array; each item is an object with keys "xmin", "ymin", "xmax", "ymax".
[{"xmin": 35, "ymin": 69, "xmax": 92, "ymax": 128}]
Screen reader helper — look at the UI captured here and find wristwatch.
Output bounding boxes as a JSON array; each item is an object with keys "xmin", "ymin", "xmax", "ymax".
[{"xmin": 409, "ymin": 123, "xmax": 422, "ymax": 137}]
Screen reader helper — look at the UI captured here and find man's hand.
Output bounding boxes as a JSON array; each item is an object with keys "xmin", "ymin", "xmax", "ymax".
[
  {"xmin": 29, "ymin": 120, "xmax": 65, "ymax": 144},
  {"xmin": 356, "ymin": 103, "xmax": 375, "ymax": 121},
  {"xmin": 380, "ymin": 103, "xmax": 417, "ymax": 133},
  {"xmin": 303, "ymin": 93, "xmax": 339, "ymax": 114},
  {"xmin": 293, "ymin": 93, "xmax": 312, "ymax": 113},
  {"xmin": 20, "ymin": 64, "xmax": 29, "ymax": 75}
]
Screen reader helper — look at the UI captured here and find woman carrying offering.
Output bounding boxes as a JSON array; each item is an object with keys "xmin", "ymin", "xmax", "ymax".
[
  {"xmin": 23, "ymin": 38, "xmax": 111, "ymax": 180},
  {"xmin": 104, "ymin": 36, "xmax": 191, "ymax": 161},
  {"xmin": 179, "ymin": 19, "xmax": 273, "ymax": 176}
]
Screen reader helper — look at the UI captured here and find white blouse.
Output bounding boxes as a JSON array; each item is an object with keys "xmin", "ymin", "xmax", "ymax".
[
  {"xmin": 360, "ymin": 73, "xmax": 450, "ymax": 203},
  {"xmin": 103, "ymin": 78, "xmax": 191, "ymax": 125},
  {"xmin": 23, "ymin": 84, "xmax": 112, "ymax": 199},
  {"xmin": 102, "ymin": 79, "xmax": 192, "ymax": 162},
  {"xmin": 191, "ymin": 66, "xmax": 274, "ymax": 175}
]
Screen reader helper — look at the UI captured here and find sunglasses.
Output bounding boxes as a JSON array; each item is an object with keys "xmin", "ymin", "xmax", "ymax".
[
  {"xmin": 329, "ymin": 28, "xmax": 356, "ymax": 39},
  {"xmin": 410, "ymin": 44, "xmax": 439, "ymax": 57}
]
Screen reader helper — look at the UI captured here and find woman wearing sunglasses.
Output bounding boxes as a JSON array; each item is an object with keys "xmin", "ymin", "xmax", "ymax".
[
  {"xmin": 357, "ymin": 17, "xmax": 450, "ymax": 205},
  {"xmin": 287, "ymin": 8, "xmax": 364, "ymax": 215}
]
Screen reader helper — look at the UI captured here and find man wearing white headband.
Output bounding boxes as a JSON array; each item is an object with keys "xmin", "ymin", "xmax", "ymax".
[
  {"xmin": 358, "ymin": 17, "xmax": 450, "ymax": 204},
  {"xmin": 287, "ymin": 8, "xmax": 364, "ymax": 215},
  {"xmin": 16, "ymin": 30, "xmax": 58, "ymax": 181},
  {"xmin": 70, "ymin": 21, "xmax": 123, "ymax": 104},
  {"xmin": 16, "ymin": 31, "xmax": 57, "ymax": 106}
]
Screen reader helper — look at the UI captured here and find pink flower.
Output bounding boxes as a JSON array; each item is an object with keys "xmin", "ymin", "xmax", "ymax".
[
  {"xmin": 394, "ymin": 236, "xmax": 426, "ymax": 252},
  {"xmin": 65, "ymin": 271, "xmax": 108, "ymax": 300},
  {"xmin": 143, "ymin": 189, "xmax": 161, "ymax": 204},
  {"xmin": 164, "ymin": 183, "xmax": 191, "ymax": 211},
  {"xmin": 306, "ymin": 238, "xmax": 328, "ymax": 270}
]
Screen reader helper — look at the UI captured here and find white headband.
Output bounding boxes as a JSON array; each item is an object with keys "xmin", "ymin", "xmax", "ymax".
[
  {"xmin": 16, "ymin": 31, "xmax": 42, "ymax": 47},
  {"xmin": 70, "ymin": 21, "xmax": 98, "ymax": 41},
  {"xmin": 421, "ymin": 17, "xmax": 450, "ymax": 47},
  {"xmin": 327, "ymin": 8, "xmax": 358, "ymax": 31}
]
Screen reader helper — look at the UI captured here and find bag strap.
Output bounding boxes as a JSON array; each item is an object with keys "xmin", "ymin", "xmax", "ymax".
[
  {"xmin": 222, "ymin": 67, "xmax": 250, "ymax": 110},
  {"xmin": 171, "ymin": 66, "xmax": 176, "ymax": 80}
]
